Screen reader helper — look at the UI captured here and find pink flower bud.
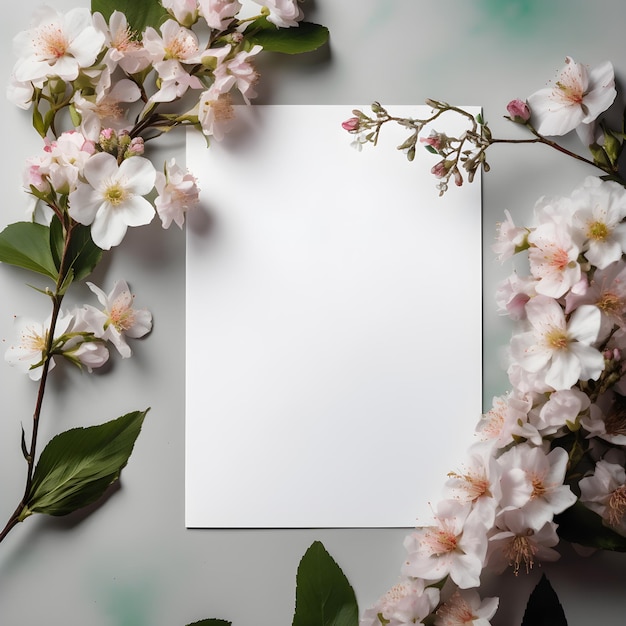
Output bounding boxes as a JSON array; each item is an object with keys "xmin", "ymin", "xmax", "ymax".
[
  {"xmin": 431, "ymin": 160, "xmax": 450, "ymax": 179},
  {"xmin": 341, "ymin": 117, "xmax": 360, "ymax": 132},
  {"xmin": 506, "ymin": 99, "xmax": 531, "ymax": 123}
]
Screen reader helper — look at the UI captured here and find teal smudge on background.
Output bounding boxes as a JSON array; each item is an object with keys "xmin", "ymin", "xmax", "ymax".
[
  {"xmin": 104, "ymin": 579, "xmax": 154, "ymax": 626},
  {"xmin": 475, "ymin": 0, "xmax": 557, "ymax": 37}
]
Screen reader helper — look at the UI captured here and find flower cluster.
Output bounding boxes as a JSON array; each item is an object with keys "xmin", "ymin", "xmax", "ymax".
[
  {"xmin": 359, "ymin": 58, "xmax": 626, "ymax": 626},
  {"xmin": 9, "ymin": 1, "xmax": 307, "ymax": 251},
  {"xmin": 5, "ymin": 280, "xmax": 151, "ymax": 379},
  {"xmin": 1, "ymin": 0, "xmax": 327, "ymax": 551},
  {"xmin": 344, "ymin": 57, "xmax": 620, "ymax": 198}
]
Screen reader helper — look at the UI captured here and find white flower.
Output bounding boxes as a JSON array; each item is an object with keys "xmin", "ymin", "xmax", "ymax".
[
  {"xmin": 213, "ymin": 45, "xmax": 262, "ymax": 104},
  {"xmin": 143, "ymin": 19, "xmax": 202, "ymax": 64},
  {"xmin": 579, "ymin": 458, "xmax": 626, "ymax": 536},
  {"xmin": 252, "ymin": 0, "xmax": 303, "ymax": 28},
  {"xmin": 198, "ymin": 0, "xmax": 242, "ymax": 30},
  {"xmin": 5, "ymin": 315, "xmax": 63, "ymax": 380},
  {"xmin": 527, "ymin": 220, "xmax": 582, "ymax": 298},
  {"xmin": 403, "ymin": 500, "xmax": 488, "ymax": 589},
  {"xmin": 529, "ymin": 388, "xmax": 590, "ymax": 436},
  {"xmin": 12, "ymin": 6, "xmax": 105, "ymax": 85},
  {"xmin": 362, "ymin": 578, "xmax": 439, "ymax": 626},
  {"xmin": 435, "ymin": 589, "xmax": 499, "ymax": 626},
  {"xmin": 155, "ymin": 158, "xmax": 200, "ymax": 228},
  {"xmin": 195, "ymin": 85, "xmax": 235, "ymax": 140},
  {"xmin": 73, "ymin": 78, "xmax": 141, "ymax": 141},
  {"xmin": 162, "ymin": 0, "xmax": 200, "ymax": 27},
  {"xmin": 492, "ymin": 210, "xmax": 527, "ymax": 262},
  {"xmin": 497, "ymin": 444, "xmax": 576, "ymax": 530},
  {"xmin": 68, "ymin": 152, "xmax": 156, "ymax": 250},
  {"xmin": 527, "ymin": 56, "xmax": 616, "ymax": 136},
  {"xmin": 486, "ymin": 510, "xmax": 560, "ymax": 575},
  {"xmin": 83, "ymin": 280, "xmax": 152, "ymax": 358},
  {"xmin": 571, "ymin": 177, "xmax": 626, "ymax": 270},
  {"xmin": 93, "ymin": 11, "xmax": 151, "ymax": 75},
  {"xmin": 510, "ymin": 295, "xmax": 604, "ymax": 391}
]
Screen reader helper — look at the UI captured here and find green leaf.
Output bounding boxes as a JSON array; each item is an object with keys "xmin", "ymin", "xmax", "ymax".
[
  {"xmin": 247, "ymin": 19, "xmax": 329, "ymax": 54},
  {"xmin": 521, "ymin": 574, "xmax": 568, "ymax": 626},
  {"xmin": 0, "ymin": 222, "xmax": 59, "ymax": 281},
  {"xmin": 292, "ymin": 541, "xmax": 358, "ymax": 626},
  {"xmin": 185, "ymin": 621, "xmax": 231, "ymax": 626},
  {"xmin": 26, "ymin": 410, "xmax": 148, "ymax": 517},
  {"xmin": 50, "ymin": 217, "xmax": 103, "ymax": 284},
  {"xmin": 555, "ymin": 501, "xmax": 626, "ymax": 551},
  {"xmin": 91, "ymin": 0, "xmax": 169, "ymax": 34}
]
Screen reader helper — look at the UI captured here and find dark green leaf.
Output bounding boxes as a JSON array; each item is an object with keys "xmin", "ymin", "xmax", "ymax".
[
  {"xmin": 185, "ymin": 620, "xmax": 231, "ymax": 626},
  {"xmin": 521, "ymin": 574, "xmax": 567, "ymax": 626},
  {"xmin": 292, "ymin": 541, "xmax": 358, "ymax": 626},
  {"xmin": 66, "ymin": 223, "xmax": 103, "ymax": 282},
  {"xmin": 91, "ymin": 0, "xmax": 169, "ymax": 34},
  {"xmin": 555, "ymin": 501, "xmax": 626, "ymax": 551},
  {"xmin": 0, "ymin": 222, "xmax": 59, "ymax": 281},
  {"xmin": 247, "ymin": 19, "xmax": 329, "ymax": 54},
  {"xmin": 49, "ymin": 218, "xmax": 102, "ymax": 291},
  {"xmin": 26, "ymin": 409, "xmax": 148, "ymax": 516}
]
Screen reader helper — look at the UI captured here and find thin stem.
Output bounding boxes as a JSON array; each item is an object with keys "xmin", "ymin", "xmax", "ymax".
[{"xmin": 0, "ymin": 219, "xmax": 75, "ymax": 544}]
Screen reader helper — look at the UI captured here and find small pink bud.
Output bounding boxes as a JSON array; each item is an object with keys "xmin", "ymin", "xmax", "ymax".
[
  {"xmin": 506, "ymin": 99, "xmax": 531, "ymax": 123},
  {"xmin": 342, "ymin": 117, "xmax": 360, "ymax": 132},
  {"xmin": 431, "ymin": 160, "xmax": 450, "ymax": 179}
]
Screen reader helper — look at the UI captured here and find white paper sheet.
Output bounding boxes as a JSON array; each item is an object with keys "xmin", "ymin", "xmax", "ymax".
[{"xmin": 185, "ymin": 105, "xmax": 482, "ymax": 528}]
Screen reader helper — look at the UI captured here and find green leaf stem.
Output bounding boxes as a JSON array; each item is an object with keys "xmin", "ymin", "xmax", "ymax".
[
  {"xmin": 247, "ymin": 19, "xmax": 329, "ymax": 54},
  {"xmin": 292, "ymin": 541, "xmax": 358, "ymax": 626},
  {"xmin": 25, "ymin": 410, "xmax": 148, "ymax": 517}
]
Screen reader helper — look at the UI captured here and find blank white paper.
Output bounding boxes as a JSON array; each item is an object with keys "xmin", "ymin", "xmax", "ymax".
[{"xmin": 185, "ymin": 105, "xmax": 482, "ymax": 528}]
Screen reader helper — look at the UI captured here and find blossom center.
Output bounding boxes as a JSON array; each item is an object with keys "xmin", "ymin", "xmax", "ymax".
[
  {"xmin": 504, "ymin": 533, "xmax": 537, "ymax": 575},
  {"xmin": 164, "ymin": 33, "xmax": 197, "ymax": 61},
  {"xmin": 423, "ymin": 523, "xmax": 458, "ymax": 556},
  {"xmin": 530, "ymin": 474, "xmax": 547, "ymax": 499},
  {"xmin": 103, "ymin": 182, "xmax": 128, "ymax": 206},
  {"xmin": 548, "ymin": 247, "xmax": 572, "ymax": 272},
  {"xmin": 436, "ymin": 593, "xmax": 476, "ymax": 625},
  {"xmin": 448, "ymin": 470, "xmax": 490, "ymax": 501},
  {"xmin": 113, "ymin": 27, "xmax": 141, "ymax": 53},
  {"xmin": 597, "ymin": 291, "xmax": 622, "ymax": 316},
  {"xmin": 22, "ymin": 327, "xmax": 47, "ymax": 352},
  {"xmin": 608, "ymin": 485, "xmax": 626, "ymax": 526},
  {"xmin": 545, "ymin": 327, "xmax": 569, "ymax": 350},
  {"xmin": 587, "ymin": 220, "xmax": 610, "ymax": 241},
  {"xmin": 35, "ymin": 24, "xmax": 69, "ymax": 60},
  {"xmin": 108, "ymin": 300, "xmax": 136, "ymax": 332}
]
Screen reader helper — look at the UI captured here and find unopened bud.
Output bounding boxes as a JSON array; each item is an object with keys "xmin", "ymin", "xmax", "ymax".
[
  {"xmin": 506, "ymin": 99, "xmax": 531, "ymax": 123},
  {"xmin": 341, "ymin": 117, "xmax": 360, "ymax": 132}
]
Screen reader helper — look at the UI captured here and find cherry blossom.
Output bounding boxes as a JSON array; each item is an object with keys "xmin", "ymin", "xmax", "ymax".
[
  {"xmin": 486, "ymin": 510, "xmax": 560, "ymax": 575},
  {"xmin": 527, "ymin": 56, "xmax": 616, "ymax": 136},
  {"xmin": 92, "ymin": 10, "xmax": 151, "ymax": 75},
  {"xmin": 12, "ymin": 6, "xmax": 105, "ymax": 85},
  {"xmin": 510, "ymin": 295, "xmax": 604, "ymax": 391},
  {"xmin": 83, "ymin": 281, "xmax": 152, "ymax": 358},
  {"xmin": 198, "ymin": 0, "xmax": 242, "ymax": 30},
  {"xmin": 162, "ymin": 0, "xmax": 200, "ymax": 27},
  {"xmin": 252, "ymin": 0, "xmax": 303, "ymax": 28},
  {"xmin": 571, "ymin": 177, "xmax": 626, "ymax": 270},
  {"xmin": 527, "ymin": 220, "xmax": 582, "ymax": 298},
  {"xmin": 155, "ymin": 158, "xmax": 200, "ymax": 228},
  {"xmin": 68, "ymin": 152, "xmax": 156, "ymax": 250},
  {"xmin": 434, "ymin": 589, "xmax": 499, "ymax": 626},
  {"xmin": 361, "ymin": 579, "xmax": 439, "ymax": 626},
  {"xmin": 403, "ymin": 500, "xmax": 488, "ymax": 589},
  {"xmin": 497, "ymin": 444, "xmax": 576, "ymax": 530},
  {"xmin": 579, "ymin": 456, "xmax": 626, "ymax": 536}
]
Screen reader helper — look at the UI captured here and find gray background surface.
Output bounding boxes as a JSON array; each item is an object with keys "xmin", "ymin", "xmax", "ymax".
[{"xmin": 1, "ymin": 1, "xmax": 626, "ymax": 625}]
